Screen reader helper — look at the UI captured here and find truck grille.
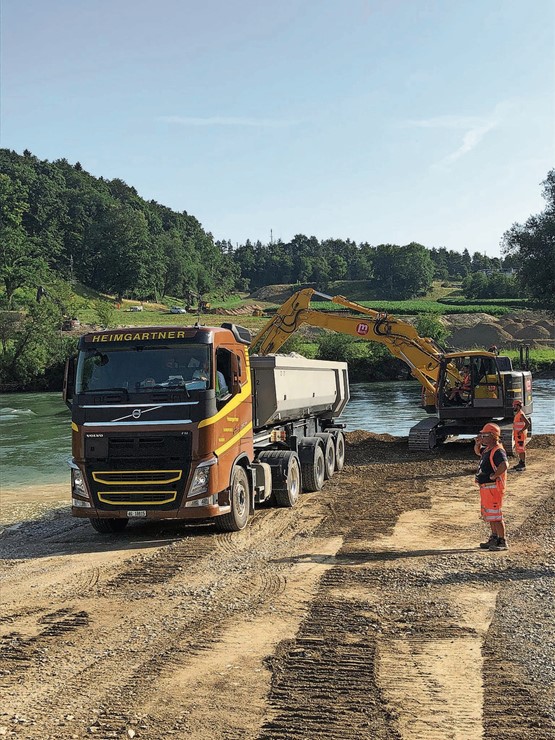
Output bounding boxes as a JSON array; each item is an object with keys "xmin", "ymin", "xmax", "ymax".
[
  {"xmin": 98, "ymin": 491, "xmax": 177, "ymax": 505},
  {"xmin": 92, "ymin": 470, "xmax": 182, "ymax": 484},
  {"xmin": 86, "ymin": 432, "xmax": 191, "ymax": 510},
  {"xmin": 108, "ymin": 435, "xmax": 184, "ymax": 459}
]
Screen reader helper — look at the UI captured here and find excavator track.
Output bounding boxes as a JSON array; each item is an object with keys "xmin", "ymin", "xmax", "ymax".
[
  {"xmin": 408, "ymin": 417, "xmax": 441, "ymax": 452},
  {"xmin": 500, "ymin": 423, "xmax": 516, "ymax": 456}
]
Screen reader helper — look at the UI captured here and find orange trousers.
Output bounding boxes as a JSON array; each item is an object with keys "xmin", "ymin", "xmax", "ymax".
[{"xmin": 479, "ymin": 481, "xmax": 505, "ymax": 522}]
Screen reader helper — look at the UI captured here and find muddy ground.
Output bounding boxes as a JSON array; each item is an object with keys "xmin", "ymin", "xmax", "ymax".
[{"xmin": 1, "ymin": 434, "xmax": 554, "ymax": 740}]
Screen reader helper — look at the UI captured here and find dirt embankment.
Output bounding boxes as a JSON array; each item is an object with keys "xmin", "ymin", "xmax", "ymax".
[{"xmin": 1, "ymin": 435, "xmax": 554, "ymax": 740}]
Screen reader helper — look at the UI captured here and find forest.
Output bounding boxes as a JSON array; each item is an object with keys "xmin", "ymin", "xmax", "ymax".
[
  {"xmin": 0, "ymin": 149, "xmax": 553, "ymax": 388},
  {"xmin": 0, "ymin": 148, "xmax": 527, "ymax": 307}
]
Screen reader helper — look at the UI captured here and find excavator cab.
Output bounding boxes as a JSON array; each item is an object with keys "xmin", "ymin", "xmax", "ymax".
[
  {"xmin": 438, "ymin": 353, "xmax": 502, "ymax": 411},
  {"xmin": 437, "ymin": 351, "xmax": 532, "ymax": 419}
]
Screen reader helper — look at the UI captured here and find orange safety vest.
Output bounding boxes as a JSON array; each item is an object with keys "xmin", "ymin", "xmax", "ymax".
[
  {"xmin": 478, "ymin": 443, "xmax": 507, "ymax": 492},
  {"xmin": 489, "ymin": 443, "xmax": 506, "ymax": 490},
  {"xmin": 513, "ymin": 410, "xmax": 528, "ymax": 442}
]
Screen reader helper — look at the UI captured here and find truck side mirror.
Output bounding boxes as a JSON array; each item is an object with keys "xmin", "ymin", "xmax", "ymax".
[{"xmin": 63, "ymin": 355, "xmax": 76, "ymax": 408}]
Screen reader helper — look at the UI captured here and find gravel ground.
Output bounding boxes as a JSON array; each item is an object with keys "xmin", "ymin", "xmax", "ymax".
[{"xmin": 0, "ymin": 433, "xmax": 553, "ymax": 739}]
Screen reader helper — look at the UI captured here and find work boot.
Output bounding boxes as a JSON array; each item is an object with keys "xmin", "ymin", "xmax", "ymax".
[
  {"xmin": 512, "ymin": 461, "xmax": 526, "ymax": 472},
  {"xmin": 479, "ymin": 534, "xmax": 498, "ymax": 549},
  {"xmin": 489, "ymin": 537, "xmax": 508, "ymax": 551}
]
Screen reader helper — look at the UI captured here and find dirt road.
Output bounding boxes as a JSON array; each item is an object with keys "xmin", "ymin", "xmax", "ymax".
[{"xmin": 1, "ymin": 434, "xmax": 554, "ymax": 740}]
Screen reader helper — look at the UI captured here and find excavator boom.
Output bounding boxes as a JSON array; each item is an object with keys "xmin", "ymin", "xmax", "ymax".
[{"xmin": 251, "ymin": 289, "xmax": 445, "ymax": 398}]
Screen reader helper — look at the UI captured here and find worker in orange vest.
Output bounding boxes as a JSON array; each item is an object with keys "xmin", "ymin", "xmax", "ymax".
[
  {"xmin": 449, "ymin": 365, "xmax": 472, "ymax": 404},
  {"xmin": 474, "ymin": 423, "xmax": 509, "ymax": 551},
  {"xmin": 512, "ymin": 399, "xmax": 531, "ymax": 472}
]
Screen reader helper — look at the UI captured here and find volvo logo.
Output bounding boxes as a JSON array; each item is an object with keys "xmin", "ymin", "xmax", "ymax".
[{"xmin": 112, "ymin": 405, "xmax": 163, "ymax": 423}]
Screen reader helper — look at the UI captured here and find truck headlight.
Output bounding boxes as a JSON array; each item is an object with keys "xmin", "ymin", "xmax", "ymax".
[
  {"xmin": 71, "ymin": 467, "xmax": 89, "ymax": 505},
  {"xmin": 188, "ymin": 458, "xmax": 216, "ymax": 497}
]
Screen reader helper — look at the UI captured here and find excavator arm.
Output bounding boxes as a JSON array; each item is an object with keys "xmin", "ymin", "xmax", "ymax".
[{"xmin": 251, "ymin": 289, "xmax": 451, "ymax": 401}]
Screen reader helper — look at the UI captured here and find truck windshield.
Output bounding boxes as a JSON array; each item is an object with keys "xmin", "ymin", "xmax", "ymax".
[{"xmin": 75, "ymin": 345, "xmax": 212, "ymax": 394}]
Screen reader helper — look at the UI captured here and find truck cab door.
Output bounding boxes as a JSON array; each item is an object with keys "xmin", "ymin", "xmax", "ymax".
[{"xmin": 215, "ymin": 346, "xmax": 245, "ymax": 406}]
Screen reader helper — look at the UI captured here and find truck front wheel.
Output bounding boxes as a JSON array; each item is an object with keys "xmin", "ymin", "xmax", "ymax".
[
  {"xmin": 90, "ymin": 517, "xmax": 129, "ymax": 534},
  {"xmin": 215, "ymin": 466, "xmax": 250, "ymax": 532}
]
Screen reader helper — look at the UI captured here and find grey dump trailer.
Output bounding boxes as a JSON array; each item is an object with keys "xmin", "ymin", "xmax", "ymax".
[{"xmin": 249, "ymin": 355, "xmax": 349, "ymax": 503}]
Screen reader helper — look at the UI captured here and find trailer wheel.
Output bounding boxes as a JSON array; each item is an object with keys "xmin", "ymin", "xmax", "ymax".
[
  {"xmin": 90, "ymin": 517, "xmax": 128, "ymax": 534},
  {"xmin": 314, "ymin": 433, "xmax": 336, "ymax": 480},
  {"xmin": 331, "ymin": 430, "xmax": 346, "ymax": 472},
  {"xmin": 275, "ymin": 453, "xmax": 301, "ymax": 507},
  {"xmin": 215, "ymin": 466, "xmax": 250, "ymax": 532},
  {"xmin": 301, "ymin": 444, "xmax": 325, "ymax": 492},
  {"xmin": 257, "ymin": 450, "xmax": 301, "ymax": 507}
]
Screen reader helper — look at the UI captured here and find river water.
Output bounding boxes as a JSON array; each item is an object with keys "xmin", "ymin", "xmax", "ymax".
[{"xmin": 1, "ymin": 380, "xmax": 554, "ymax": 493}]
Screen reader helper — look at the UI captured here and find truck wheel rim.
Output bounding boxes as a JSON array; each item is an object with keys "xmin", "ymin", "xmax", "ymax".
[
  {"xmin": 290, "ymin": 461, "xmax": 300, "ymax": 498},
  {"xmin": 317, "ymin": 457, "xmax": 325, "ymax": 484},
  {"xmin": 235, "ymin": 480, "xmax": 247, "ymax": 517}
]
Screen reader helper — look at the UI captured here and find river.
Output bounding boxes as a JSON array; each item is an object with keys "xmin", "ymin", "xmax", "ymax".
[{"xmin": 1, "ymin": 380, "xmax": 554, "ymax": 523}]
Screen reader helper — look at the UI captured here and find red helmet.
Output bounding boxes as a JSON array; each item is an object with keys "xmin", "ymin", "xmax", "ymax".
[
  {"xmin": 480, "ymin": 423, "xmax": 501, "ymax": 438},
  {"xmin": 512, "ymin": 399, "xmax": 523, "ymax": 408}
]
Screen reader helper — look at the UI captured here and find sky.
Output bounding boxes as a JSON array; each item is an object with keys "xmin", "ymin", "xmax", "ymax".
[{"xmin": 1, "ymin": 0, "xmax": 553, "ymax": 257}]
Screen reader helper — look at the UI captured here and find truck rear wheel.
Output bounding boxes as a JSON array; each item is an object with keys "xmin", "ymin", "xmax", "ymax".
[
  {"xmin": 315, "ymin": 433, "xmax": 336, "ymax": 479},
  {"xmin": 331, "ymin": 430, "xmax": 346, "ymax": 471},
  {"xmin": 301, "ymin": 444, "xmax": 325, "ymax": 492},
  {"xmin": 90, "ymin": 517, "xmax": 129, "ymax": 534},
  {"xmin": 215, "ymin": 466, "xmax": 250, "ymax": 532},
  {"xmin": 257, "ymin": 450, "xmax": 301, "ymax": 507}
]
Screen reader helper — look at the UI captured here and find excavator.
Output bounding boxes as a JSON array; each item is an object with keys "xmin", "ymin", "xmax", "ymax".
[{"xmin": 251, "ymin": 289, "xmax": 533, "ymax": 452}]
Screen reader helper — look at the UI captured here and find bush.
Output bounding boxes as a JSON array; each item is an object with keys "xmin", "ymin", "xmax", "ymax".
[
  {"xmin": 316, "ymin": 332, "xmax": 360, "ymax": 363},
  {"xmin": 415, "ymin": 313, "xmax": 448, "ymax": 345},
  {"xmin": 94, "ymin": 299, "xmax": 116, "ymax": 328},
  {"xmin": 279, "ymin": 333, "xmax": 311, "ymax": 355}
]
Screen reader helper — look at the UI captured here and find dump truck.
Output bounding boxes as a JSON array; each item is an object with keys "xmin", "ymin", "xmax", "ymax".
[
  {"xmin": 63, "ymin": 323, "xmax": 349, "ymax": 533},
  {"xmin": 252, "ymin": 289, "xmax": 533, "ymax": 452}
]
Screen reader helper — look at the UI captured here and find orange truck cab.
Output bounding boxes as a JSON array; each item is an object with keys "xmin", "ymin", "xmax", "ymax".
[{"xmin": 64, "ymin": 323, "xmax": 349, "ymax": 534}]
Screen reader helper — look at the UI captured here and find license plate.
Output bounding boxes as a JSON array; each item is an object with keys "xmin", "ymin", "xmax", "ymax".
[{"xmin": 127, "ymin": 510, "xmax": 147, "ymax": 518}]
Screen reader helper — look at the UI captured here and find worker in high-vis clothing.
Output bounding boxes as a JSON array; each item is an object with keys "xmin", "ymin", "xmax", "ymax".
[
  {"xmin": 473, "ymin": 423, "xmax": 509, "ymax": 551},
  {"xmin": 512, "ymin": 399, "xmax": 531, "ymax": 472}
]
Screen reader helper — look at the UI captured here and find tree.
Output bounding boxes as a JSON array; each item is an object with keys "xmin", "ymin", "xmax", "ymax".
[
  {"xmin": 0, "ymin": 301, "xmax": 72, "ymax": 385},
  {"xmin": 0, "ymin": 174, "xmax": 48, "ymax": 307},
  {"xmin": 502, "ymin": 170, "xmax": 555, "ymax": 314},
  {"xmin": 372, "ymin": 243, "xmax": 434, "ymax": 299}
]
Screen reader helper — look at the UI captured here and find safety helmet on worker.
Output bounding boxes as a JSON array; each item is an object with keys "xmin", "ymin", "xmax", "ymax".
[
  {"xmin": 480, "ymin": 422, "xmax": 501, "ymax": 439},
  {"xmin": 512, "ymin": 399, "xmax": 523, "ymax": 408}
]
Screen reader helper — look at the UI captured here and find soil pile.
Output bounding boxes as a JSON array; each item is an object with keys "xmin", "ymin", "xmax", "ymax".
[{"xmin": 444, "ymin": 312, "xmax": 554, "ymax": 349}]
